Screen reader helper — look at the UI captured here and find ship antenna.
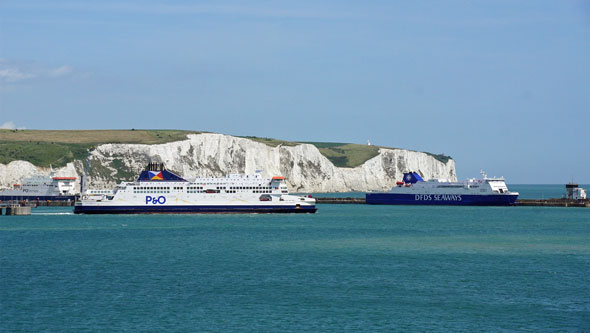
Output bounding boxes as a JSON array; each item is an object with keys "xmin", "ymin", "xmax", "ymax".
[{"xmin": 480, "ymin": 170, "xmax": 487, "ymax": 179}]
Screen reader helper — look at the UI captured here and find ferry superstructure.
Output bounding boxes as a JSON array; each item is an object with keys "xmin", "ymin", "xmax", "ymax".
[
  {"xmin": 74, "ymin": 163, "xmax": 317, "ymax": 214},
  {"xmin": 366, "ymin": 171, "xmax": 518, "ymax": 206},
  {"xmin": 0, "ymin": 173, "xmax": 77, "ymax": 202}
]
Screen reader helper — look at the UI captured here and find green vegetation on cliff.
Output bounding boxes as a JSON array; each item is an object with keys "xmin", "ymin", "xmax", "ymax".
[
  {"xmin": 0, "ymin": 129, "xmax": 201, "ymax": 167},
  {"xmin": 0, "ymin": 129, "xmax": 451, "ymax": 168},
  {"xmin": 300, "ymin": 142, "xmax": 381, "ymax": 168},
  {"xmin": 241, "ymin": 137, "xmax": 451, "ymax": 168},
  {"xmin": 0, "ymin": 141, "xmax": 90, "ymax": 168},
  {"xmin": 241, "ymin": 137, "xmax": 382, "ymax": 167}
]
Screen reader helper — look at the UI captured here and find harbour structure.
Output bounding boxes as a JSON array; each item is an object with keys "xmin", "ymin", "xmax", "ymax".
[
  {"xmin": 74, "ymin": 163, "xmax": 317, "ymax": 214},
  {"xmin": 366, "ymin": 171, "xmax": 518, "ymax": 206},
  {"xmin": 0, "ymin": 203, "xmax": 32, "ymax": 215},
  {"xmin": 0, "ymin": 172, "xmax": 77, "ymax": 202}
]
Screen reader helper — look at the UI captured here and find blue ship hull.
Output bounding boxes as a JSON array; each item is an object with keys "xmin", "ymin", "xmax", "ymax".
[
  {"xmin": 366, "ymin": 193, "xmax": 518, "ymax": 206},
  {"xmin": 74, "ymin": 204, "xmax": 317, "ymax": 214},
  {"xmin": 0, "ymin": 195, "xmax": 76, "ymax": 202}
]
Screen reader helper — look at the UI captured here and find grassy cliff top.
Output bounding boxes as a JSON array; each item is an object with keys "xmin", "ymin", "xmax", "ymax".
[
  {"xmin": 0, "ymin": 129, "xmax": 200, "ymax": 144},
  {"xmin": 0, "ymin": 129, "xmax": 451, "ymax": 168}
]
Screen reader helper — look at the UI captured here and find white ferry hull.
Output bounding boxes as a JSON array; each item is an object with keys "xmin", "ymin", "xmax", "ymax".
[{"xmin": 0, "ymin": 174, "xmax": 77, "ymax": 202}]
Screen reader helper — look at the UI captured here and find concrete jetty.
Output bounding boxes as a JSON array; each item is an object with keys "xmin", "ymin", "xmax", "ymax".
[
  {"xmin": 1, "ymin": 204, "xmax": 32, "ymax": 215},
  {"xmin": 516, "ymin": 198, "xmax": 590, "ymax": 208},
  {"xmin": 315, "ymin": 197, "xmax": 365, "ymax": 204}
]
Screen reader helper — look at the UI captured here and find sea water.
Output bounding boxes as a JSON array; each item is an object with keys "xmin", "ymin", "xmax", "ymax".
[{"xmin": 1, "ymin": 191, "xmax": 589, "ymax": 331}]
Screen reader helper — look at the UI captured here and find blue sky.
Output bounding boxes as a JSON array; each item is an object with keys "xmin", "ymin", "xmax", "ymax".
[{"xmin": 1, "ymin": 1, "xmax": 589, "ymax": 183}]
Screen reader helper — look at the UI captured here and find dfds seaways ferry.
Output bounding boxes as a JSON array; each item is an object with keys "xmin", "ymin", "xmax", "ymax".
[
  {"xmin": 366, "ymin": 171, "xmax": 518, "ymax": 206},
  {"xmin": 74, "ymin": 163, "xmax": 317, "ymax": 214}
]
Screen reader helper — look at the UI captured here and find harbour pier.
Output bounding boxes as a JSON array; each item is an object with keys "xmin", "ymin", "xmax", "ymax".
[
  {"xmin": 516, "ymin": 198, "xmax": 590, "ymax": 208},
  {"xmin": 0, "ymin": 203, "xmax": 33, "ymax": 215},
  {"xmin": 315, "ymin": 197, "xmax": 365, "ymax": 204}
]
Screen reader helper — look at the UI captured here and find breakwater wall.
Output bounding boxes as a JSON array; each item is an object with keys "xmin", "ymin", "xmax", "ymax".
[
  {"xmin": 516, "ymin": 199, "xmax": 589, "ymax": 208},
  {"xmin": 315, "ymin": 197, "xmax": 589, "ymax": 207},
  {"xmin": 315, "ymin": 197, "xmax": 365, "ymax": 204}
]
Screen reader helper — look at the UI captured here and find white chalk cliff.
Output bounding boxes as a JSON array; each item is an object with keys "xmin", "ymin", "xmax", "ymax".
[{"xmin": 0, "ymin": 133, "xmax": 456, "ymax": 192}]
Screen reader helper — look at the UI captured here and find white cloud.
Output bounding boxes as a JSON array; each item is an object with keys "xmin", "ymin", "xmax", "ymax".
[
  {"xmin": 49, "ymin": 65, "xmax": 74, "ymax": 77},
  {"xmin": 0, "ymin": 67, "xmax": 36, "ymax": 82},
  {"xmin": 0, "ymin": 121, "xmax": 26, "ymax": 130},
  {"xmin": 0, "ymin": 59, "xmax": 75, "ymax": 83}
]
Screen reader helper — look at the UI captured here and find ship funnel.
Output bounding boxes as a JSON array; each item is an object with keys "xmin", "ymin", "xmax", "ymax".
[
  {"xmin": 145, "ymin": 162, "xmax": 165, "ymax": 171},
  {"xmin": 402, "ymin": 172, "xmax": 424, "ymax": 184},
  {"xmin": 137, "ymin": 163, "xmax": 187, "ymax": 182}
]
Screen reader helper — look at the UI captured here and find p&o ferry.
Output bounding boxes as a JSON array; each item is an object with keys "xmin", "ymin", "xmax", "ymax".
[
  {"xmin": 0, "ymin": 172, "xmax": 77, "ymax": 202},
  {"xmin": 366, "ymin": 171, "xmax": 518, "ymax": 206},
  {"xmin": 74, "ymin": 163, "xmax": 317, "ymax": 214}
]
